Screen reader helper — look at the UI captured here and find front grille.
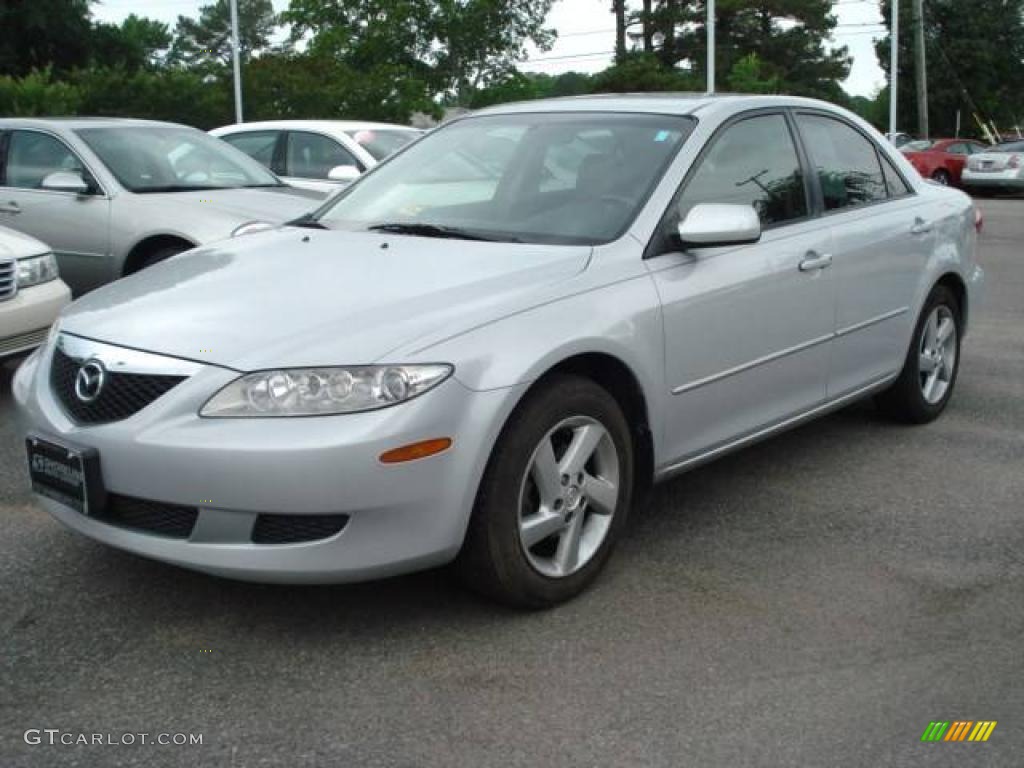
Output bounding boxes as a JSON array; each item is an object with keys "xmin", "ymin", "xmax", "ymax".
[
  {"xmin": 0, "ymin": 326, "xmax": 47, "ymax": 357},
  {"xmin": 94, "ymin": 494, "xmax": 198, "ymax": 539},
  {"xmin": 50, "ymin": 347, "xmax": 186, "ymax": 424},
  {"xmin": 0, "ymin": 258, "xmax": 15, "ymax": 301},
  {"xmin": 252, "ymin": 513, "xmax": 350, "ymax": 544}
]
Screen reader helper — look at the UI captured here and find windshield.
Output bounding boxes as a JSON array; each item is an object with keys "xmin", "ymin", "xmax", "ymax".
[
  {"xmin": 902, "ymin": 140, "xmax": 935, "ymax": 153},
  {"xmin": 76, "ymin": 125, "xmax": 282, "ymax": 193},
  {"xmin": 346, "ymin": 128, "xmax": 422, "ymax": 161},
  {"xmin": 317, "ymin": 113, "xmax": 695, "ymax": 245}
]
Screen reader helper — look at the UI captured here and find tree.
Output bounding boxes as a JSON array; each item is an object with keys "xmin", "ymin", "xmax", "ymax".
[
  {"xmin": 727, "ymin": 53, "xmax": 780, "ymax": 94},
  {"xmin": 876, "ymin": 0, "xmax": 1024, "ymax": 137},
  {"xmin": 91, "ymin": 15, "xmax": 172, "ymax": 71},
  {"xmin": 283, "ymin": 0, "xmax": 555, "ymax": 106},
  {"xmin": 170, "ymin": 0, "xmax": 279, "ymax": 70},
  {"xmin": 0, "ymin": 0, "xmax": 93, "ymax": 77}
]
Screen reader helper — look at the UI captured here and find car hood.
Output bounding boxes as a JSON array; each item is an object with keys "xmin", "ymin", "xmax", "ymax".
[
  {"xmin": 59, "ymin": 228, "xmax": 591, "ymax": 370},
  {"xmin": 141, "ymin": 185, "xmax": 326, "ymax": 223},
  {"xmin": 0, "ymin": 225, "xmax": 50, "ymax": 260}
]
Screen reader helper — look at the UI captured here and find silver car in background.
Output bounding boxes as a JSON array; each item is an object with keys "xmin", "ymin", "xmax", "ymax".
[
  {"xmin": 14, "ymin": 95, "xmax": 983, "ymax": 607},
  {"xmin": 0, "ymin": 225, "xmax": 70, "ymax": 358},
  {"xmin": 0, "ymin": 118, "xmax": 325, "ymax": 295},
  {"xmin": 962, "ymin": 140, "xmax": 1024, "ymax": 195}
]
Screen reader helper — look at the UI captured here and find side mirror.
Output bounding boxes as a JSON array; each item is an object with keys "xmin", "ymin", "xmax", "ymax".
[
  {"xmin": 327, "ymin": 165, "xmax": 360, "ymax": 183},
  {"xmin": 677, "ymin": 203, "xmax": 761, "ymax": 247},
  {"xmin": 41, "ymin": 171, "xmax": 90, "ymax": 195}
]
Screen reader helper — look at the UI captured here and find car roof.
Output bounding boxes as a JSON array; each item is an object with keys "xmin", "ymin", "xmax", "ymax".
[
  {"xmin": 211, "ymin": 120, "xmax": 419, "ymax": 134},
  {"xmin": 0, "ymin": 117, "xmax": 196, "ymax": 131}
]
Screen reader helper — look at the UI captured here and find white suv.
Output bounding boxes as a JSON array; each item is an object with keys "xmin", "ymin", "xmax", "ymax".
[{"xmin": 0, "ymin": 225, "xmax": 69, "ymax": 359}]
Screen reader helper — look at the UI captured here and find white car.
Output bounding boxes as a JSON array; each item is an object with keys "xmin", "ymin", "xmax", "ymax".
[
  {"xmin": 962, "ymin": 140, "xmax": 1024, "ymax": 195},
  {"xmin": 0, "ymin": 225, "xmax": 70, "ymax": 358},
  {"xmin": 210, "ymin": 121, "xmax": 423, "ymax": 194}
]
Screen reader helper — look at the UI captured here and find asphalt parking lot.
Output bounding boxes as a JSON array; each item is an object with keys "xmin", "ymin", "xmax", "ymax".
[{"xmin": 1, "ymin": 198, "xmax": 1022, "ymax": 768}]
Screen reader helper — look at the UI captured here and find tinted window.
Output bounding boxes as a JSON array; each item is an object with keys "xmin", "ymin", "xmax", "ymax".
[
  {"xmin": 881, "ymin": 154, "xmax": 912, "ymax": 197},
  {"xmin": 221, "ymin": 131, "xmax": 279, "ymax": 169},
  {"xmin": 996, "ymin": 141, "xmax": 1024, "ymax": 153},
  {"xmin": 677, "ymin": 114, "xmax": 808, "ymax": 227},
  {"xmin": 947, "ymin": 143, "xmax": 968, "ymax": 155},
  {"xmin": 797, "ymin": 114, "xmax": 888, "ymax": 211},
  {"xmin": 346, "ymin": 129, "xmax": 421, "ymax": 161},
  {"xmin": 286, "ymin": 132, "xmax": 360, "ymax": 180},
  {"xmin": 5, "ymin": 131, "xmax": 86, "ymax": 189}
]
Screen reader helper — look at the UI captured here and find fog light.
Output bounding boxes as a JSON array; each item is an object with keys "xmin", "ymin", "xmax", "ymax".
[{"xmin": 380, "ymin": 438, "xmax": 453, "ymax": 464}]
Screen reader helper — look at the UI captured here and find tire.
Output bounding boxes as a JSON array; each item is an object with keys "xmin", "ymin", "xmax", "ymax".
[
  {"xmin": 875, "ymin": 285, "xmax": 962, "ymax": 424},
  {"xmin": 931, "ymin": 169, "xmax": 952, "ymax": 186},
  {"xmin": 458, "ymin": 374, "xmax": 634, "ymax": 608},
  {"xmin": 129, "ymin": 243, "xmax": 190, "ymax": 274}
]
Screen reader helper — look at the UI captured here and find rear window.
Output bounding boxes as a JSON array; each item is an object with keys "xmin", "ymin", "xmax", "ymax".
[
  {"xmin": 902, "ymin": 140, "xmax": 935, "ymax": 152},
  {"xmin": 346, "ymin": 129, "xmax": 421, "ymax": 161},
  {"xmin": 996, "ymin": 141, "xmax": 1024, "ymax": 153}
]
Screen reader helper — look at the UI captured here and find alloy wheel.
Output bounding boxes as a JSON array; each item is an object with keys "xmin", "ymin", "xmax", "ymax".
[
  {"xmin": 517, "ymin": 416, "xmax": 620, "ymax": 578},
  {"xmin": 919, "ymin": 305, "xmax": 958, "ymax": 405}
]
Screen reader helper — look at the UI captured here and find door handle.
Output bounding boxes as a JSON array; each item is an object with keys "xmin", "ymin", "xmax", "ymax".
[
  {"xmin": 910, "ymin": 218, "xmax": 933, "ymax": 236},
  {"xmin": 0, "ymin": 202, "xmax": 21, "ymax": 215},
  {"xmin": 799, "ymin": 252, "xmax": 833, "ymax": 272}
]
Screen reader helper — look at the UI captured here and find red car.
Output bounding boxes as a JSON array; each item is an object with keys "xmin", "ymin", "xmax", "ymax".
[{"xmin": 902, "ymin": 138, "xmax": 990, "ymax": 186}]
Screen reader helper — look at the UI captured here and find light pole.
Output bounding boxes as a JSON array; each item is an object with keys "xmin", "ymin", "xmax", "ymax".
[
  {"xmin": 230, "ymin": 0, "xmax": 243, "ymax": 123},
  {"xmin": 707, "ymin": 0, "xmax": 715, "ymax": 94},
  {"xmin": 889, "ymin": 0, "xmax": 898, "ymax": 137}
]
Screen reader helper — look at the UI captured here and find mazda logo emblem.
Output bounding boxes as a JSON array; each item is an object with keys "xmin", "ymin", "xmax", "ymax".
[{"xmin": 75, "ymin": 359, "xmax": 106, "ymax": 403}]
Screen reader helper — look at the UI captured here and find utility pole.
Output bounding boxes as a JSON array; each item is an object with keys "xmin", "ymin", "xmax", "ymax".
[
  {"xmin": 889, "ymin": 0, "xmax": 898, "ymax": 137},
  {"xmin": 230, "ymin": 0, "xmax": 243, "ymax": 123},
  {"xmin": 707, "ymin": 0, "xmax": 716, "ymax": 94},
  {"xmin": 912, "ymin": 0, "xmax": 928, "ymax": 138}
]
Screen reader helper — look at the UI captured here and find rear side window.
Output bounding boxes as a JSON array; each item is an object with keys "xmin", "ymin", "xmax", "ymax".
[
  {"xmin": 947, "ymin": 143, "xmax": 969, "ymax": 155},
  {"xmin": 880, "ymin": 154, "xmax": 912, "ymax": 198},
  {"xmin": 221, "ymin": 131, "xmax": 279, "ymax": 170},
  {"xmin": 676, "ymin": 113, "xmax": 808, "ymax": 227},
  {"xmin": 797, "ymin": 114, "xmax": 888, "ymax": 211}
]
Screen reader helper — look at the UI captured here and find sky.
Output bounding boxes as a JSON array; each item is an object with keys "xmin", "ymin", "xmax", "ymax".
[{"xmin": 90, "ymin": 0, "xmax": 888, "ymax": 97}]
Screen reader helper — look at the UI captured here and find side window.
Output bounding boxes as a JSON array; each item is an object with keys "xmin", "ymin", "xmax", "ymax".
[
  {"xmin": 796, "ymin": 114, "xmax": 888, "ymax": 211},
  {"xmin": 946, "ymin": 143, "xmax": 968, "ymax": 155},
  {"xmin": 880, "ymin": 154, "xmax": 912, "ymax": 198},
  {"xmin": 676, "ymin": 114, "xmax": 808, "ymax": 227},
  {"xmin": 286, "ymin": 132, "xmax": 361, "ymax": 180},
  {"xmin": 221, "ymin": 131, "xmax": 279, "ymax": 171},
  {"xmin": 5, "ymin": 131, "xmax": 86, "ymax": 190}
]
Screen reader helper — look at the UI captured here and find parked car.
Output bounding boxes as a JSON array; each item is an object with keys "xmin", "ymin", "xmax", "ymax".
[
  {"xmin": 210, "ymin": 121, "xmax": 423, "ymax": 194},
  {"xmin": 0, "ymin": 225, "xmax": 70, "ymax": 359},
  {"xmin": 14, "ymin": 95, "xmax": 983, "ymax": 607},
  {"xmin": 961, "ymin": 140, "xmax": 1024, "ymax": 195},
  {"xmin": 886, "ymin": 131, "xmax": 914, "ymax": 148},
  {"xmin": 0, "ymin": 118, "xmax": 325, "ymax": 296},
  {"xmin": 901, "ymin": 138, "xmax": 989, "ymax": 186}
]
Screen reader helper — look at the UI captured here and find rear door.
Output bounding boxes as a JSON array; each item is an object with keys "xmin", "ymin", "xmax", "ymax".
[
  {"xmin": 0, "ymin": 129, "xmax": 111, "ymax": 295},
  {"xmin": 647, "ymin": 111, "xmax": 836, "ymax": 464},
  {"xmin": 794, "ymin": 112, "xmax": 931, "ymax": 397},
  {"xmin": 219, "ymin": 129, "xmax": 285, "ymax": 175}
]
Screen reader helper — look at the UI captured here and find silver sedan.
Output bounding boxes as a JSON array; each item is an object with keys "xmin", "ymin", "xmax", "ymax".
[
  {"xmin": 0, "ymin": 118, "xmax": 325, "ymax": 295},
  {"xmin": 14, "ymin": 95, "xmax": 984, "ymax": 606},
  {"xmin": 962, "ymin": 140, "xmax": 1024, "ymax": 195}
]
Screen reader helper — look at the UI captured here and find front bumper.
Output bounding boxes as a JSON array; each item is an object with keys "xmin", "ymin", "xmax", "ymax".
[
  {"xmin": 13, "ymin": 342, "xmax": 523, "ymax": 583},
  {"xmin": 0, "ymin": 279, "xmax": 70, "ymax": 358},
  {"xmin": 962, "ymin": 168, "xmax": 1024, "ymax": 190}
]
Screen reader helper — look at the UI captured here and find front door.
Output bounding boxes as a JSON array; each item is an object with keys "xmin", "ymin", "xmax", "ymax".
[
  {"xmin": 0, "ymin": 129, "xmax": 111, "ymax": 295},
  {"xmin": 646, "ymin": 112, "xmax": 836, "ymax": 466}
]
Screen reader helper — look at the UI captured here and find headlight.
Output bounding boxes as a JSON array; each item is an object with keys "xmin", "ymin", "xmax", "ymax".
[
  {"xmin": 17, "ymin": 252, "xmax": 59, "ymax": 288},
  {"xmin": 200, "ymin": 364, "xmax": 453, "ymax": 417},
  {"xmin": 231, "ymin": 221, "xmax": 274, "ymax": 237}
]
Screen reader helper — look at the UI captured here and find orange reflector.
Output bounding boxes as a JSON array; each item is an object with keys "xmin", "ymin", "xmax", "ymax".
[{"xmin": 379, "ymin": 438, "xmax": 453, "ymax": 464}]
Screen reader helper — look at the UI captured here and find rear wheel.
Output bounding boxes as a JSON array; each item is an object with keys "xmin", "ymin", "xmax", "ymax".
[
  {"xmin": 458, "ymin": 375, "xmax": 634, "ymax": 608},
  {"xmin": 931, "ymin": 169, "xmax": 952, "ymax": 186},
  {"xmin": 876, "ymin": 285, "xmax": 962, "ymax": 424}
]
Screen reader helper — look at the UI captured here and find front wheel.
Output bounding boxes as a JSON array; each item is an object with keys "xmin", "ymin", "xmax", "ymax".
[
  {"xmin": 458, "ymin": 375, "xmax": 634, "ymax": 607},
  {"xmin": 876, "ymin": 285, "xmax": 962, "ymax": 423}
]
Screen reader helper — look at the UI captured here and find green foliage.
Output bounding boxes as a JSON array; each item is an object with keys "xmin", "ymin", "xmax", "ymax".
[
  {"xmin": 0, "ymin": 0, "xmax": 93, "ymax": 77},
  {"xmin": 877, "ymin": 0, "xmax": 1024, "ymax": 136},
  {"xmin": 726, "ymin": 53, "xmax": 780, "ymax": 95},
  {"xmin": 590, "ymin": 53, "xmax": 699, "ymax": 93},
  {"xmin": 170, "ymin": 0, "xmax": 278, "ymax": 69},
  {"xmin": 0, "ymin": 69, "xmax": 83, "ymax": 116},
  {"xmin": 91, "ymin": 15, "xmax": 173, "ymax": 71}
]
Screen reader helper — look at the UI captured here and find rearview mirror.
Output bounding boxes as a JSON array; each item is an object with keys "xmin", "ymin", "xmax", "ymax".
[
  {"xmin": 327, "ymin": 165, "xmax": 360, "ymax": 183},
  {"xmin": 41, "ymin": 171, "xmax": 90, "ymax": 195},
  {"xmin": 677, "ymin": 203, "xmax": 761, "ymax": 247}
]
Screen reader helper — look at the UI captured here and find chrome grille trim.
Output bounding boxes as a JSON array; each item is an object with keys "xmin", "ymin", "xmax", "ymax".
[
  {"xmin": 55, "ymin": 333, "xmax": 205, "ymax": 377},
  {"xmin": 0, "ymin": 258, "xmax": 16, "ymax": 302}
]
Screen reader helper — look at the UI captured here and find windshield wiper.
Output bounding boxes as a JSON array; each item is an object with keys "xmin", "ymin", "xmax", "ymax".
[
  {"xmin": 367, "ymin": 222, "xmax": 517, "ymax": 242},
  {"xmin": 287, "ymin": 213, "xmax": 328, "ymax": 230}
]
